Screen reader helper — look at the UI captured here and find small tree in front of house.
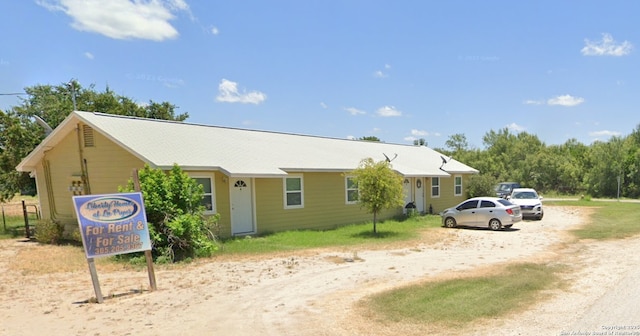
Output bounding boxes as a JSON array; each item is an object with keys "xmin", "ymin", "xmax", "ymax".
[
  {"xmin": 351, "ymin": 158, "xmax": 404, "ymax": 234},
  {"xmin": 120, "ymin": 164, "xmax": 219, "ymax": 262}
]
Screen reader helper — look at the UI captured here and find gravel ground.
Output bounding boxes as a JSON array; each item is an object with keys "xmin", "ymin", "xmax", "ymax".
[{"xmin": 1, "ymin": 205, "xmax": 638, "ymax": 336}]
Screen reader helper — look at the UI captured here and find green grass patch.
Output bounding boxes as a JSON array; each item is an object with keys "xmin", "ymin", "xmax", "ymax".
[
  {"xmin": 218, "ymin": 215, "xmax": 443, "ymax": 254},
  {"xmin": 0, "ymin": 215, "xmax": 36, "ymax": 239},
  {"xmin": 545, "ymin": 200, "xmax": 640, "ymax": 240},
  {"xmin": 363, "ymin": 262, "xmax": 564, "ymax": 328}
]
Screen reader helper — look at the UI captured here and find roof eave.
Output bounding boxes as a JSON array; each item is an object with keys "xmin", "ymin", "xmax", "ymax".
[{"xmin": 16, "ymin": 111, "xmax": 81, "ymax": 172}]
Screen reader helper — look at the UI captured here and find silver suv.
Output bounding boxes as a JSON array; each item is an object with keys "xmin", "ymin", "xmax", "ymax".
[{"xmin": 508, "ymin": 188, "xmax": 543, "ymax": 220}]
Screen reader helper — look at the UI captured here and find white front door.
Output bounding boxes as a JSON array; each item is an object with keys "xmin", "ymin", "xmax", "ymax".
[
  {"xmin": 415, "ymin": 178, "xmax": 425, "ymax": 213},
  {"xmin": 230, "ymin": 178, "xmax": 254, "ymax": 235}
]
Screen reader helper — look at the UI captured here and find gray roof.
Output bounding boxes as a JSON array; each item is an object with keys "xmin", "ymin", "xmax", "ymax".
[{"xmin": 17, "ymin": 111, "xmax": 478, "ymax": 177}]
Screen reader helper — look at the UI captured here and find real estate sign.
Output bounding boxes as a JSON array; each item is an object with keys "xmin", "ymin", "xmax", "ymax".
[{"xmin": 73, "ymin": 192, "xmax": 151, "ymax": 258}]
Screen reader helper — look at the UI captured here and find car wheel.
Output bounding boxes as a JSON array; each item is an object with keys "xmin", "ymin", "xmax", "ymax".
[
  {"xmin": 444, "ymin": 217, "xmax": 457, "ymax": 228},
  {"xmin": 489, "ymin": 218, "xmax": 502, "ymax": 231},
  {"xmin": 536, "ymin": 211, "xmax": 544, "ymax": 220}
]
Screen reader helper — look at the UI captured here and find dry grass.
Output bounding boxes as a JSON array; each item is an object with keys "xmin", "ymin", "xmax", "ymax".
[{"xmin": 7, "ymin": 242, "xmax": 142, "ymax": 275}]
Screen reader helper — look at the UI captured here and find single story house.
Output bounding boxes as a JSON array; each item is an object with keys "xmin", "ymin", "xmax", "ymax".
[{"xmin": 17, "ymin": 111, "xmax": 478, "ymax": 237}]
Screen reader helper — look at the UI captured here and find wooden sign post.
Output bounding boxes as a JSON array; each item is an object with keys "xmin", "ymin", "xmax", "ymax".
[{"xmin": 73, "ymin": 191, "xmax": 154, "ymax": 303}]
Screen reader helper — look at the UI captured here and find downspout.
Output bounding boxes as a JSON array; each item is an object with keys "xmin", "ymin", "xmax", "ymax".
[{"xmin": 42, "ymin": 159, "xmax": 57, "ymax": 220}]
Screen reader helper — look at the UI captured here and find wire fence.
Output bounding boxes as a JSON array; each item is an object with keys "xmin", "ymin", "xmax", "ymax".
[
  {"xmin": 1, "ymin": 202, "xmax": 38, "ymax": 216},
  {"xmin": 1, "ymin": 201, "xmax": 40, "ymax": 237}
]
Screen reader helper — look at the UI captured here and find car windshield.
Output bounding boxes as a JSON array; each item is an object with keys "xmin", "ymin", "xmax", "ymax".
[
  {"xmin": 512, "ymin": 191, "xmax": 538, "ymax": 199},
  {"xmin": 497, "ymin": 184, "xmax": 513, "ymax": 191}
]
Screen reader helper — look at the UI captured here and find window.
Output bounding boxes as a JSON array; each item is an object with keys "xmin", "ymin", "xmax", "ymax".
[
  {"xmin": 345, "ymin": 176, "xmax": 358, "ymax": 204},
  {"xmin": 431, "ymin": 177, "xmax": 440, "ymax": 197},
  {"xmin": 194, "ymin": 177, "xmax": 214, "ymax": 212},
  {"xmin": 457, "ymin": 200, "xmax": 478, "ymax": 210},
  {"xmin": 454, "ymin": 175, "xmax": 462, "ymax": 196},
  {"xmin": 284, "ymin": 175, "xmax": 304, "ymax": 208},
  {"xmin": 480, "ymin": 200, "xmax": 496, "ymax": 208}
]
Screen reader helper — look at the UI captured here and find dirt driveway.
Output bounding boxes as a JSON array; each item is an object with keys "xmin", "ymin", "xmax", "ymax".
[{"xmin": 1, "ymin": 206, "xmax": 639, "ymax": 335}]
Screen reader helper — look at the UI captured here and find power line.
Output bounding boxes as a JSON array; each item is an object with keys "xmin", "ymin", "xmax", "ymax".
[{"xmin": 0, "ymin": 93, "xmax": 27, "ymax": 96}]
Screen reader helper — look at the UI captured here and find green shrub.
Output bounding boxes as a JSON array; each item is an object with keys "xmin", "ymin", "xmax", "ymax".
[
  {"xmin": 467, "ymin": 174, "xmax": 499, "ymax": 198},
  {"xmin": 120, "ymin": 164, "xmax": 220, "ymax": 262},
  {"xmin": 35, "ymin": 219, "xmax": 64, "ymax": 244}
]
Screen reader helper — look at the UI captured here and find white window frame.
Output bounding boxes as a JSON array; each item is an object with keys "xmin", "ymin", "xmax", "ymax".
[
  {"xmin": 454, "ymin": 175, "xmax": 463, "ymax": 196},
  {"xmin": 193, "ymin": 176, "xmax": 216, "ymax": 214},
  {"xmin": 345, "ymin": 176, "xmax": 359, "ymax": 204},
  {"xmin": 431, "ymin": 177, "xmax": 440, "ymax": 198},
  {"xmin": 283, "ymin": 174, "xmax": 304, "ymax": 209}
]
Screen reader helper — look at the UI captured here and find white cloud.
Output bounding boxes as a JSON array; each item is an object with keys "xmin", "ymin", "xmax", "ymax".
[
  {"xmin": 320, "ymin": 102, "xmax": 328, "ymax": 109},
  {"xmin": 403, "ymin": 136, "xmax": 417, "ymax": 142},
  {"xmin": 376, "ymin": 106, "xmax": 402, "ymax": 117},
  {"xmin": 589, "ymin": 130, "xmax": 621, "ymax": 137},
  {"xmin": 373, "ymin": 70, "xmax": 387, "ymax": 78},
  {"xmin": 346, "ymin": 135, "xmax": 356, "ymax": 140},
  {"xmin": 506, "ymin": 123, "xmax": 525, "ymax": 132},
  {"xmin": 84, "ymin": 52, "xmax": 94, "ymax": 59},
  {"xmin": 373, "ymin": 64, "xmax": 391, "ymax": 78},
  {"xmin": 210, "ymin": 26, "xmax": 219, "ymax": 35},
  {"xmin": 411, "ymin": 129, "xmax": 428, "ymax": 136},
  {"xmin": 581, "ymin": 33, "xmax": 632, "ymax": 56},
  {"xmin": 344, "ymin": 107, "xmax": 365, "ymax": 115},
  {"xmin": 547, "ymin": 95, "xmax": 585, "ymax": 107},
  {"xmin": 216, "ymin": 79, "xmax": 267, "ymax": 104},
  {"xmin": 37, "ymin": 0, "xmax": 189, "ymax": 41},
  {"xmin": 523, "ymin": 99, "xmax": 544, "ymax": 105}
]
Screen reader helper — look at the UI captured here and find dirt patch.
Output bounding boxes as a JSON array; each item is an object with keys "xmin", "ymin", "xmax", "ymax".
[{"xmin": 1, "ymin": 206, "xmax": 637, "ymax": 335}]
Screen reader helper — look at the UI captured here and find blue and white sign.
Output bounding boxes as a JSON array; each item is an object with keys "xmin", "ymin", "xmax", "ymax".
[{"xmin": 73, "ymin": 192, "xmax": 151, "ymax": 258}]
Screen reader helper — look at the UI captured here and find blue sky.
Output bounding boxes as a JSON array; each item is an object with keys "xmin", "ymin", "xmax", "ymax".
[{"xmin": 1, "ymin": 1, "xmax": 638, "ymax": 150}]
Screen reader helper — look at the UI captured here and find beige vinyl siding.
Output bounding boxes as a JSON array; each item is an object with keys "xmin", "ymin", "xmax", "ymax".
[
  {"xmin": 186, "ymin": 171, "xmax": 232, "ymax": 237},
  {"xmin": 254, "ymin": 172, "xmax": 402, "ymax": 235},
  {"xmin": 426, "ymin": 175, "xmax": 471, "ymax": 213},
  {"xmin": 37, "ymin": 123, "xmax": 145, "ymax": 235},
  {"xmin": 81, "ymin": 125, "xmax": 145, "ymax": 194},
  {"xmin": 33, "ymin": 164, "xmax": 51, "ymax": 220},
  {"xmin": 41, "ymin": 126, "xmax": 85, "ymax": 220},
  {"xmin": 214, "ymin": 173, "xmax": 232, "ymax": 237}
]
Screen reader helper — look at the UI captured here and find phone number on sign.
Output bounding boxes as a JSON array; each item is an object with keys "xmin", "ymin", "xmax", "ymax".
[{"xmin": 94, "ymin": 242, "xmax": 144, "ymax": 255}]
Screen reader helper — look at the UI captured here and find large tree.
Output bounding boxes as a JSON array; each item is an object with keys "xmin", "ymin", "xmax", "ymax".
[
  {"xmin": 0, "ymin": 109, "xmax": 44, "ymax": 200},
  {"xmin": 350, "ymin": 158, "xmax": 404, "ymax": 234},
  {"xmin": 0, "ymin": 82, "xmax": 189, "ymax": 201}
]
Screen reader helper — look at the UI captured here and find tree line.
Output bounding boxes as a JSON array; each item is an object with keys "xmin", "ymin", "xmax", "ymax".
[
  {"xmin": 0, "ymin": 82, "xmax": 187, "ymax": 201},
  {"xmin": 436, "ymin": 128, "xmax": 640, "ymax": 198},
  {"xmin": 2, "ymin": 82, "xmax": 639, "ymax": 201}
]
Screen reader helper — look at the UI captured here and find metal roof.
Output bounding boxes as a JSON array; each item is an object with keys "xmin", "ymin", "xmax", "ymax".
[{"xmin": 17, "ymin": 111, "xmax": 479, "ymax": 177}]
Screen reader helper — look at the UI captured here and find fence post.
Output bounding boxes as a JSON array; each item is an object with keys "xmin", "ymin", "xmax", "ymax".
[
  {"xmin": 2, "ymin": 205, "xmax": 6, "ymax": 233},
  {"xmin": 22, "ymin": 200, "xmax": 31, "ymax": 239}
]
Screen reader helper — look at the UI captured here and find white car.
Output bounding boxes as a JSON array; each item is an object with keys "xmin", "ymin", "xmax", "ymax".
[
  {"xmin": 440, "ymin": 197, "xmax": 523, "ymax": 231},
  {"xmin": 508, "ymin": 188, "xmax": 544, "ymax": 220}
]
